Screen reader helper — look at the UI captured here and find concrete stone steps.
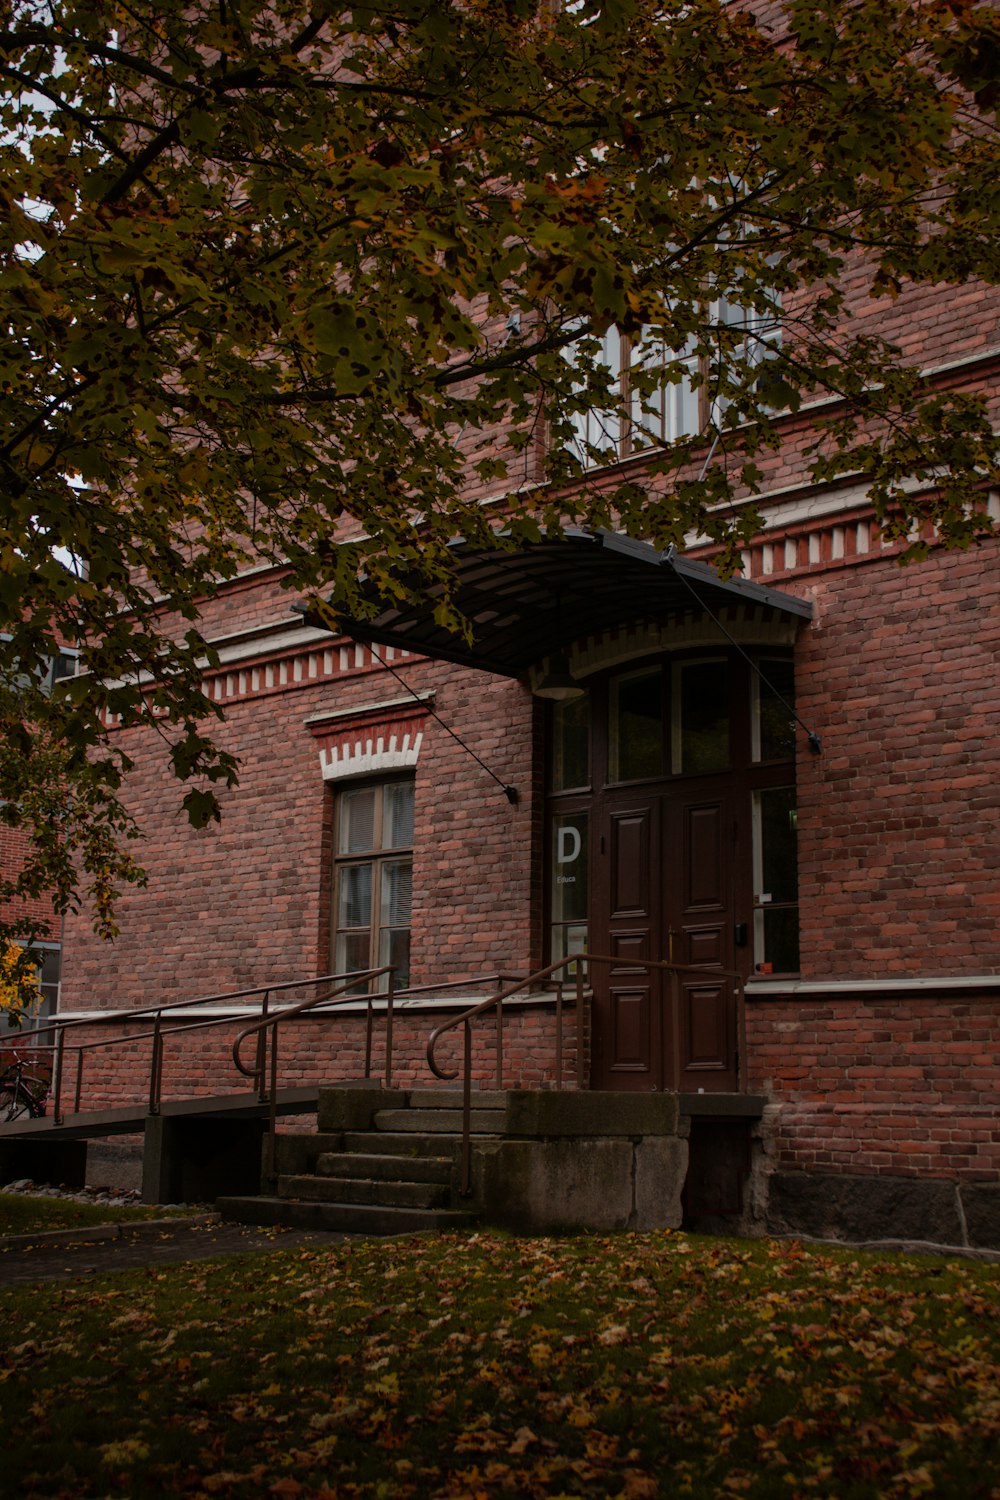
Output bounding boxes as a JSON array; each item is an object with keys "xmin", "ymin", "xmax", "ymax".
[
  {"xmin": 316, "ymin": 1151, "xmax": 453, "ymax": 1184},
  {"xmin": 218, "ymin": 1090, "xmax": 501, "ymax": 1231},
  {"xmin": 280, "ymin": 1173, "xmax": 451, "ymax": 1210},
  {"xmin": 339, "ymin": 1130, "xmax": 463, "ymax": 1157},
  {"xmin": 374, "ymin": 1107, "xmax": 507, "ymax": 1134},
  {"xmin": 215, "ymin": 1083, "xmax": 724, "ymax": 1234},
  {"xmin": 403, "ymin": 1088, "xmax": 508, "ymax": 1109},
  {"xmin": 216, "ymin": 1194, "xmax": 477, "ymax": 1236}
]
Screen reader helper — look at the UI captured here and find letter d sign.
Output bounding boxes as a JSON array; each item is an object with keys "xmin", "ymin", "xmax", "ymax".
[{"xmin": 557, "ymin": 825, "xmax": 582, "ymax": 864}]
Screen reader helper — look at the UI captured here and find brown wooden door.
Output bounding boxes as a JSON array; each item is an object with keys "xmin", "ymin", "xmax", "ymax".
[
  {"xmin": 590, "ymin": 783, "xmax": 740, "ymax": 1092},
  {"xmin": 590, "ymin": 793, "xmax": 664, "ymax": 1090}
]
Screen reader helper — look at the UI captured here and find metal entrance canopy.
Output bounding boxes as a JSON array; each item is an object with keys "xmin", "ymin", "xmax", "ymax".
[{"xmin": 303, "ymin": 529, "xmax": 812, "ymax": 678}]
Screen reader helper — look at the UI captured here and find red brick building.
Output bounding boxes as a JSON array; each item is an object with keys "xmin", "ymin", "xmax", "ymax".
[{"xmin": 53, "ymin": 215, "xmax": 1000, "ymax": 1248}]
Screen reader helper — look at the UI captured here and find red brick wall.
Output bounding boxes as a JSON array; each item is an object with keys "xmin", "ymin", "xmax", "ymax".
[
  {"xmin": 745, "ymin": 987, "xmax": 1000, "ymax": 1180},
  {"xmin": 793, "ymin": 540, "xmax": 1000, "ymax": 981},
  {"xmin": 59, "ymin": 652, "xmax": 537, "ymax": 1011},
  {"xmin": 0, "ymin": 823, "xmax": 60, "ymax": 940}
]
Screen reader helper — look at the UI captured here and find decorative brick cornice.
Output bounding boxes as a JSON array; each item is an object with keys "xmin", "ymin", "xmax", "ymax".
[
  {"xmin": 736, "ymin": 492, "xmax": 1000, "ymax": 584},
  {"xmin": 102, "ymin": 635, "xmax": 419, "ymax": 727},
  {"xmin": 204, "ymin": 638, "xmax": 417, "ymax": 711}
]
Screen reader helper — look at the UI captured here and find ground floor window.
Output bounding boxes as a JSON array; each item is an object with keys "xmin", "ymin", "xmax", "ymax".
[
  {"xmin": 551, "ymin": 811, "xmax": 589, "ymax": 964},
  {"xmin": 752, "ymin": 785, "xmax": 799, "ymax": 974},
  {"xmin": 332, "ymin": 778, "xmax": 414, "ymax": 992},
  {"xmin": 0, "ymin": 943, "xmax": 59, "ymax": 1034}
]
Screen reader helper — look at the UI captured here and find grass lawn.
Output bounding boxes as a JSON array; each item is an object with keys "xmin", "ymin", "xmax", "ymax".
[
  {"xmin": 1, "ymin": 1230, "xmax": 999, "ymax": 1498},
  {"xmin": 0, "ymin": 1192, "xmax": 202, "ymax": 1238}
]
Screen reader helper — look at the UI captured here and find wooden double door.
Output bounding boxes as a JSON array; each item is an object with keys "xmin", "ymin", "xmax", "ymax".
[{"xmin": 589, "ymin": 780, "xmax": 744, "ymax": 1093}]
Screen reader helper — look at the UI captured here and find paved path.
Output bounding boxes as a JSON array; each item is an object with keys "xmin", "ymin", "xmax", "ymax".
[{"xmin": 0, "ymin": 1218, "xmax": 349, "ymax": 1287}]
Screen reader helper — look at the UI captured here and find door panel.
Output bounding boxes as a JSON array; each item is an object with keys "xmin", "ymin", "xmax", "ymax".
[
  {"xmin": 607, "ymin": 988, "xmax": 653, "ymax": 1069},
  {"xmin": 686, "ymin": 924, "xmax": 725, "ymax": 967},
  {"xmin": 683, "ymin": 802, "xmax": 724, "ymax": 910},
  {"xmin": 611, "ymin": 812, "xmax": 651, "ymax": 914},
  {"xmin": 672, "ymin": 791, "xmax": 738, "ymax": 1091},
  {"xmin": 681, "ymin": 978, "xmax": 731, "ymax": 1071},
  {"xmin": 591, "ymin": 799, "xmax": 662, "ymax": 1090}
]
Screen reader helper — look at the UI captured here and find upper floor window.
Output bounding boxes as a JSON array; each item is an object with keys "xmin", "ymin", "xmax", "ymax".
[
  {"xmin": 567, "ymin": 295, "xmax": 782, "ymax": 469},
  {"xmin": 710, "ymin": 294, "xmax": 783, "ymax": 425},
  {"xmin": 0, "ymin": 635, "xmax": 78, "ymax": 696},
  {"xmin": 568, "ymin": 326, "xmax": 701, "ymax": 463}
]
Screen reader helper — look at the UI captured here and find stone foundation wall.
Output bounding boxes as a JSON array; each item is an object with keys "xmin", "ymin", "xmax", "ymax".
[{"xmin": 764, "ymin": 1170, "xmax": 1000, "ymax": 1253}]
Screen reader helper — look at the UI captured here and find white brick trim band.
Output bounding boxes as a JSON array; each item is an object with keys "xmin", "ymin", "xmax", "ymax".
[{"xmin": 319, "ymin": 730, "xmax": 424, "ymax": 781}]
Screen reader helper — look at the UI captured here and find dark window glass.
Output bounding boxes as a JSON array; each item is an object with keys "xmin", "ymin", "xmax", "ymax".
[
  {"xmin": 760, "ymin": 907, "xmax": 800, "ymax": 974},
  {"xmin": 759, "ymin": 786, "xmax": 798, "ymax": 904},
  {"xmin": 675, "ymin": 660, "xmax": 730, "ymax": 774},
  {"xmin": 551, "ymin": 695, "xmax": 590, "ymax": 791},
  {"xmin": 754, "ymin": 786, "xmax": 799, "ymax": 974},
  {"xmin": 756, "ymin": 659, "xmax": 796, "ymax": 762},
  {"xmin": 610, "ymin": 668, "xmax": 662, "ymax": 782}
]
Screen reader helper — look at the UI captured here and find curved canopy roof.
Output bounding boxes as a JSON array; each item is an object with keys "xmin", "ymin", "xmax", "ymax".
[{"xmin": 301, "ymin": 529, "xmax": 812, "ymax": 679}]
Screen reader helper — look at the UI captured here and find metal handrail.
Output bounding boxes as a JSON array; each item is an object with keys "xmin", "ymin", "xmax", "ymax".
[
  {"xmin": 26, "ymin": 969, "xmax": 391, "ymax": 1124},
  {"xmin": 227, "ymin": 969, "xmax": 527, "ymax": 1181},
  {"xmin": 232, "ymin": 967, "xmax": 395, "ymax": 1186},
  {"xmin": 426, "ymin": 955, "xmax": 592, "ymax": 1195},
  {"xmin": 427, "ymin": 951, "xmax": 747, "ymax": 1196},
  {"xmin": 5, "ymin": 967, "xmax": 532, "ymax": 1128},
  {"xmin": 394, "ymin": 972, "xmax": 526, "ymax": 1000},
  {"xmin": 10, "ymin": 972, "xmax": 354, "ymax": 1049}
]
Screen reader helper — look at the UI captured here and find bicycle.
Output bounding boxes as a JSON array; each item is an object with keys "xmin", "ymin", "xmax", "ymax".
[{"xmin": 0, "ymin": 1050, "xmax": 49, "ymax": 1122}]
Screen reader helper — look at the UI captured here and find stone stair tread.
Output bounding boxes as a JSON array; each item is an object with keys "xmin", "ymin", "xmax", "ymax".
[
  {"xmin": 217, "ymin": 1195, "xmax": 477, "ymax": 1236},
  {"xmin": 316, "ymin": 1151, "xmax": 453, "ymax": 1184},
  {"xmin": 280, "ymin": 1174, "xmax": 451, "ymax": 1209},
  {"xmin": 375, "ymin": 1107, "xmax": 507, "ymax": 1133},
  {"xmin": 406, "ymin": 1088, "xmax": 509, "ymax": 1108},
  {"xmin": 340, "ymin": 1130, "xmax": 466, "ymax": 1155}
]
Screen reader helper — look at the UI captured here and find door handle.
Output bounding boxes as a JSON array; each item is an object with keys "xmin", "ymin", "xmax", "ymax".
[{"xmin": 734, "ymin": 921, "xmax": 748, "ymax": 948}]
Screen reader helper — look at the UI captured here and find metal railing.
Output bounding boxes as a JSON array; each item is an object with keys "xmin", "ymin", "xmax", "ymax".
[
  {"xmin": 3, "ymin": 967, "xmax": 527, "ymax": 1129},
  {"xmin": 426, "ymin": 952, "xmax": 746, "ymax": 1195},
  {"xmin": 7, "ymin": 970, "xmax": 394, "ymax": 1125},
  {"xmin": 426, "ymin": 955, "xmax": 591, "ymax": 1195},
  {"xmin": 232, "ymin": 967, "xmax": 398, "ymax": 1186}
]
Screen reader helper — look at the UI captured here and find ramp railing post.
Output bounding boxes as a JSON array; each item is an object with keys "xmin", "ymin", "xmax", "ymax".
[
  {"xmin": 266, "ymin": 1020, "xmax": 280, "ymax": 1186},
  {"xmin": 74, "ymin": 1047, "xmax": 85, "ymax": 1114},
  {"xmin": 148, "ymin": 1012, "xmax": 163, "ymax": 1114},
  {"xmin": 255, "ymin": 991, "xmax": 269, "ymax": 1102},
  {"xmin": 555, "ymin": 978, "xmax": 564, "ymax": 1089},
  {"xmin": 461, "ymin": 1019, "xmax": 473, "ymax": 1197},
  {"xmin": 51, "ymin": 1026, "xmax": 65, "ymax": 1125},
  {"xmin": 364, "ymin": 988, "xmax": 374, "ymax": 1079},
  {"xmin": 385, "ymin": 970, "xmax": 395, "ymax": 1090},
  {"xmin": 576, "ymin": 962, "xmax": 586, "ymax": 1089}
]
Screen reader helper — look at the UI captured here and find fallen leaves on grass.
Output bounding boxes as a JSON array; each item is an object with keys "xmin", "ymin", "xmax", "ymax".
[{"xmin": 1, "ymin": 1233, "xmax": 1000, "ymax": 1497}]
